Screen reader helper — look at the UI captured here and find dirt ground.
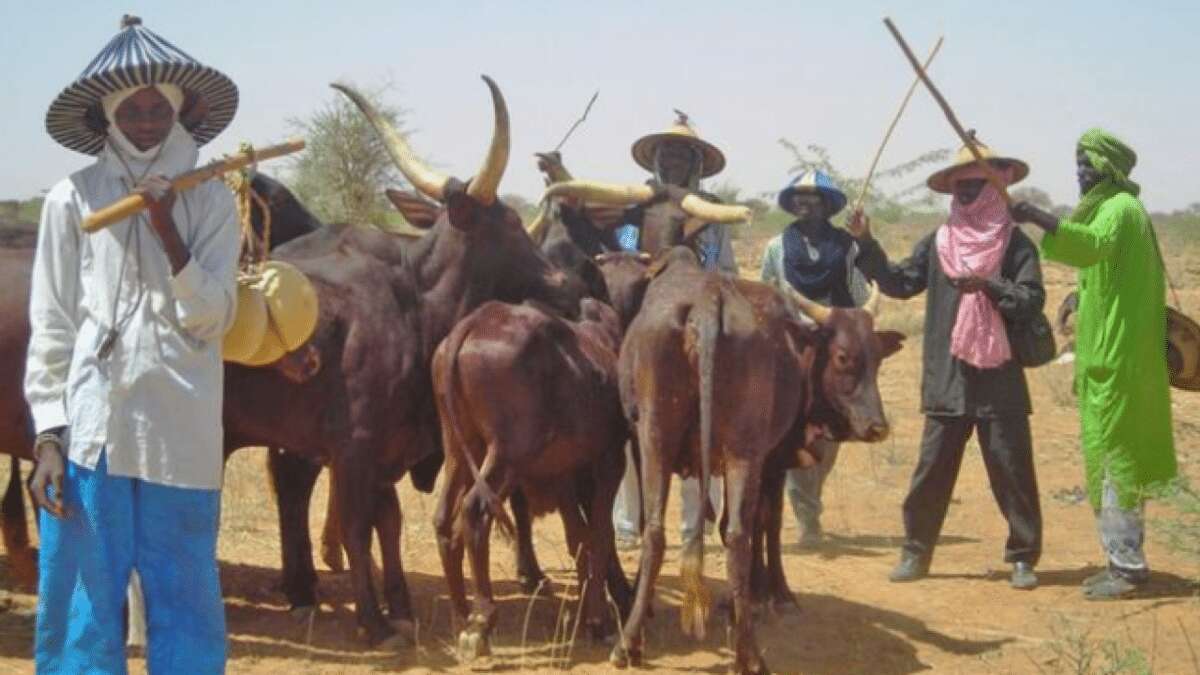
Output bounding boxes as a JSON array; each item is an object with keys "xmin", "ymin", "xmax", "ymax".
[{"xmin": 1, "ymin": 228, "xmax": 1198, "ymax": 674}]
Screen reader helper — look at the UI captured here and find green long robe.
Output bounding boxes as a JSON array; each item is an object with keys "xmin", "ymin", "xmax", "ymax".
[{"xmin": 1041, "ymin": 188, "xmax": 1176, "ymax": 510}]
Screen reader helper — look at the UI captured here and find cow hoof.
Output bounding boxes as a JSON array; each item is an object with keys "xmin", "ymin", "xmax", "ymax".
[
  {"xmin": 375, "ymin": 631, "xmax": 410, "ymax": 653},
  {"xmin": 457, "ymin": 629, "xmax": 491, "ymax": 661},
  {"xmin": 610, "ymin": 643, "xmax": 641, "ymax": 668},
  {"xmin": 772, "ymin": 594, "xmax": 800, "ymax": 615}
]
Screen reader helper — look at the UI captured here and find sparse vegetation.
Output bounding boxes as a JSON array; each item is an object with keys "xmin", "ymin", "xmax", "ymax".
[{"xmin": 286, "ymin": 81, "xmax": 411, "ymax": 228}]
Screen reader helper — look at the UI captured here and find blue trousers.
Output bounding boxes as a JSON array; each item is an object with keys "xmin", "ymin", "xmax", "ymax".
[{"xmin": 36, "ymin": 453, "xmax": 226, "ymax": 674}]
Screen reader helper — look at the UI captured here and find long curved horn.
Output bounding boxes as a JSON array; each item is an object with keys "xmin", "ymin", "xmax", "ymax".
[
  {"xmin": 331, "ymin": 82, "xmax": 449, "ymax": 201},
  {"xmin": 786, "ymin": 286, "xmax": 833, "ymax": 324},
  {"xmin": 525, "ymin": 200, "xmax": 552, "ymax": 244},
  {"xmin": 465, "ymin": 75, "xmax": 510, "ymax": 205},
  {"xmin": 679, "ymin": 194, "xmax": 752, "ymax": 224},
  {"xmin": 864, "ymin": 281, "xmax": 881, "ymax": 318},
  {"xmin": 542, "ymin": 180, "xmax": 655, "ymax": 206}
]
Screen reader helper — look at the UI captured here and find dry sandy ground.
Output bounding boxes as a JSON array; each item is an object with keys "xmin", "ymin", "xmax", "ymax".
[{"xmin": 1, "ymin": 230, "xmax": 1197, "ymax": 674}]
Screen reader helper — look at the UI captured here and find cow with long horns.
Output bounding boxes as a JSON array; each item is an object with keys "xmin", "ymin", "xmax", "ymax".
[
  {"xmin": 607, "ymin": 247, "xmax": 902, "ymax": 674},
  {"xmin": 221, "ymin": 76, "xmax": 587, "ymax": 647}
]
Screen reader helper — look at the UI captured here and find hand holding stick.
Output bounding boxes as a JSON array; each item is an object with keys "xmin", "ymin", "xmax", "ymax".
[{"xmin": 82, "ymin": 138, "xmax": 306, "ymax": 233}]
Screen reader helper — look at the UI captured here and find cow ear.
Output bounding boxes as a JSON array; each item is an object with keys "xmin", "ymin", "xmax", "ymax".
[
  {"xmin": 875, "ymin": 330, "xmax": 906, "ymax": 359},
  {"xmin": 386, "ymin": 189, "xmax": 441, "ymax": 230}
]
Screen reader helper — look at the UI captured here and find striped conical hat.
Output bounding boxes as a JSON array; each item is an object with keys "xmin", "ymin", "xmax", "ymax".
[{"xmin": 45, "ymin": 15, "xmax": 238, "ymax": 155}]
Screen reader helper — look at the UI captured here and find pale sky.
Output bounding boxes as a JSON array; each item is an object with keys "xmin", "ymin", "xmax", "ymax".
[{"xmin": 3, "ymin": 1, "xmax": 1199, "ymax": 212}]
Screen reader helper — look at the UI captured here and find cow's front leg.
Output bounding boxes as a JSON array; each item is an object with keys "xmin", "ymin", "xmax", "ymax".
[
  {"xmin": 266, "ymin": 448, "xmax": 321, "ymax": 612},
  {"xmin": 510, "ymin": 489, "xmax": 549, "ymax": 594},
  {"xmin": 320, "ymin": 468, "xmax": 345, "ymax": 572},
  {"xmin": 764, "ymin": 468, "xmax": 798, "ymax": 614},
  {"xmin": 725, "ymin": 459, "xmax": 770, "ymax": 675},
  {"xmin": 334, "ymin": 449, "xmax": 395, "ymax": 648},
  {"xmin": 375, "ymin": 483, "xmax": 415, "ymax": 643}
]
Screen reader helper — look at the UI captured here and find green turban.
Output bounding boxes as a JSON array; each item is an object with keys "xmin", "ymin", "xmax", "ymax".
[
  {"xmin": 1078, "ymin": 128, "xmax": 1140, "ymax": 197},
  {"xmin": 1070, "ymin": 128, "xmax": 1141, "ymax": 222}
]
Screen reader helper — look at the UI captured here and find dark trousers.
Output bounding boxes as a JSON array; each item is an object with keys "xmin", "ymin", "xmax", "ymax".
[{"xmin": 902, "ymin": 414, "xmax": 1042, "ymax": 566}]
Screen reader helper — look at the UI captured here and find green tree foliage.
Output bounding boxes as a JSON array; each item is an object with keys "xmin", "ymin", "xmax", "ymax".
[{"xmin": 286, "ymin": 82, "xmax": 410, "ymax": 227}]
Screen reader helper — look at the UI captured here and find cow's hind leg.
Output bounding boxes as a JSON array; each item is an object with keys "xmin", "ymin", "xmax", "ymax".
[
  {"xmin": 511, "ymin": 489, "xmax": 549, "ymax": 594},
  {"xmin": 267, "ymin": 448, "xmax": 321, "ymax": 613},
  {"xmin": 376, "ymin": 484, "xmax": 415, "ymax": 643},
  {"xmin": 434, "ymin": 453, "xmax": 471, "ymax": 627},
  {"xmin": 610, "ymin": 426, "xmax": 672, "ymax": 669},
  {"xmin": 459, "ymin": 448, "xmax": 509, "ymax": 662},
  {"xmin": 725, "ymin": 459, "xmax": 770, "ymax": 675},
  {"xmin": 333, "ymin": 449, "xmax": 395, "ymax": 647},
  {"xmin": 587, "ymin": 450, "xmax": 627, "ymax": 640}
]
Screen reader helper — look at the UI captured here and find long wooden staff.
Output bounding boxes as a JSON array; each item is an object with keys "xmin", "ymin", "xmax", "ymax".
[
  {"xmin": 853, "ymin": 35, "xmax": 944, "ymax": 214},
  {"xmin": 82, "ymin": 138, "xmax": 306, "ymax": 233},
  {"xmin": 883, "ymin": 18, "xmax": 1012, "ymax": 204}
]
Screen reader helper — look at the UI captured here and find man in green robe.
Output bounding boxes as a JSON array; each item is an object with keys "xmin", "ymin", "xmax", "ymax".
[{"xmin": 1010, "ymin": 128, "xmax": 1177, "ymax": 600}]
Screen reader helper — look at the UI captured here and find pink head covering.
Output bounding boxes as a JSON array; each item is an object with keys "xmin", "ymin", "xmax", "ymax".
[{"xmin": 935, "ymin": 164, "xmax": 1016, "ymax": 369}]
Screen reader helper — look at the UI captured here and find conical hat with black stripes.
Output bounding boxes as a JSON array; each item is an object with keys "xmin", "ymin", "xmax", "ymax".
[{"xmin": 45, "ymin": 15, "xmax": 238, "ymax": 155}]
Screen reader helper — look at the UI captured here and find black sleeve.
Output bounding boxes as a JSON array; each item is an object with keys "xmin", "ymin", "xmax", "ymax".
[
  {"xmin": 984, "ymin": 233, "xmax": 1046, "ymax": 322},
  {"xmin": 854, "ymin": 234, "xmax": 931, "ymax": 300}
]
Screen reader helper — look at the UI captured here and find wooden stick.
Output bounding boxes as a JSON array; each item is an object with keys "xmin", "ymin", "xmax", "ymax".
[
  {"xmin": 82, "ymin": 138, "xmax": 306, "ymax": 233},
  {"xmin": 883, "ymin": 18, "xmax": 1012, "ymax": 203},
  {"xmin": 853, "ymin": 36, "xmax": 944, "ymax": 214}
]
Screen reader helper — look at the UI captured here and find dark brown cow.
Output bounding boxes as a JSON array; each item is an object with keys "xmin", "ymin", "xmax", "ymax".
[
  {"xmin": 608, "ymin": 246, "xmax": 902, "ymax": 675},
  {"xmin": 220, "ymin": 76, "xmax": 587, "ymax": 647}
]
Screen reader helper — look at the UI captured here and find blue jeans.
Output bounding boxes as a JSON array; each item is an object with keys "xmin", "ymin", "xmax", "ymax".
[{"xmin": 36, "ymin": 452, "xmax": 226, "ymax": 674}]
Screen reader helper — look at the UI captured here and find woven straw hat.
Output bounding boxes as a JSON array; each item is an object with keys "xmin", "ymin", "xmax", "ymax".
[
  {"xmin": 631, "ymin": 110, "xmax": 725, "ymax": 178},
  {"xmin": 926, "ymin": 133, "xmax": 1029, "ymax": 194}
]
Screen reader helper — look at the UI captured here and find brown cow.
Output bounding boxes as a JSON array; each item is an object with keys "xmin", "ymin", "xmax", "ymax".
[
  {"xmin": 430, "ymin": 252, "xmax": 652, "ymax": 662},
  {"xmin": 608, "ymin": 246, "xmax": 902, "ymax": 674},
  {"xmin": 220, "ymin": 75, "xmax": 587, "ymax": 648}
]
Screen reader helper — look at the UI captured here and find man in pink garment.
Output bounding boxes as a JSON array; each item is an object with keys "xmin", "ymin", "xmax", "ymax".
[{"xmin": 847, "ymin": 138, "xmax": 1046, "ymax": 590}]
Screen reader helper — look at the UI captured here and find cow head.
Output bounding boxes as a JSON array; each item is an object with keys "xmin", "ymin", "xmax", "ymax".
[
  {"xmin": 594, "ymin": 251, "xmax": 653, "ymax": 331},
  {"xmin": 333, "ymin": 77, "xmax": 584, "ymax": 319},
  {"xmin": 538, "ymin": 180, "xmax": 751, "ymax": 256},
  {"xmin": 786, "ymin": 284, "xmax": 904, "ymax": 443}
]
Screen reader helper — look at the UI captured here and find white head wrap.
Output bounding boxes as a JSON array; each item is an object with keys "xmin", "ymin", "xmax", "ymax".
[{"xmin": 102, "ymin": 84, "xmax": 184, "ymax": 161}]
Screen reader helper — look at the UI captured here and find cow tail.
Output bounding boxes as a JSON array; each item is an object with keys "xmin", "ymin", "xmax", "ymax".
[
  {"xmin": 442, "ymin": 322, "xmax": 516, "ymax": 544},
  {"xmin": 681, "ymin": 289, "xmax": 719, "ymax": 641}
]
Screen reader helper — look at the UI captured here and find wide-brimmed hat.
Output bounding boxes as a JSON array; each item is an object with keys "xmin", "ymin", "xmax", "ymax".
[
  {"xmin": 45, "ymin": 15, "xmax": 238, "ymax": 156},
  {"xmin": 778, "ymin": 169, "xmax": 848, "ymax": 216},
  {"xmin": 926, "ymin": 134, "xmax": 1029, "ymax": 194},
  {"xmin": 631, "ymin": 110, "xmax": 725, "ymax": 178},
  {"xmin": 1167, "ymin": 307, "xmax": 1200, "ymax": 391}
]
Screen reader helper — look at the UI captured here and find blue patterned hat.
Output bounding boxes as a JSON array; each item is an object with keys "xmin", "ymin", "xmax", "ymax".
[
  {"xmin": 45, "ymin": 15, "xmax": 238, "ymax": 155},
  {"xmin": 777, "ymin": 170, "xmax": 847, "ymax": 216}
]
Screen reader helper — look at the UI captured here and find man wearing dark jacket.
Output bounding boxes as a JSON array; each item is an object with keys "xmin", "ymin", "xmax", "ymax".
[{"xmin": 848, "ymin": 139, "xmax": 1045, "ymax": 590}]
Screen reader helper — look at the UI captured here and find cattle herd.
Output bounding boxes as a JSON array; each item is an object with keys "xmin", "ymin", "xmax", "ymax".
[{"xmin": 0, "ymin": 76, "xmax": 905, "ymax": 674}]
